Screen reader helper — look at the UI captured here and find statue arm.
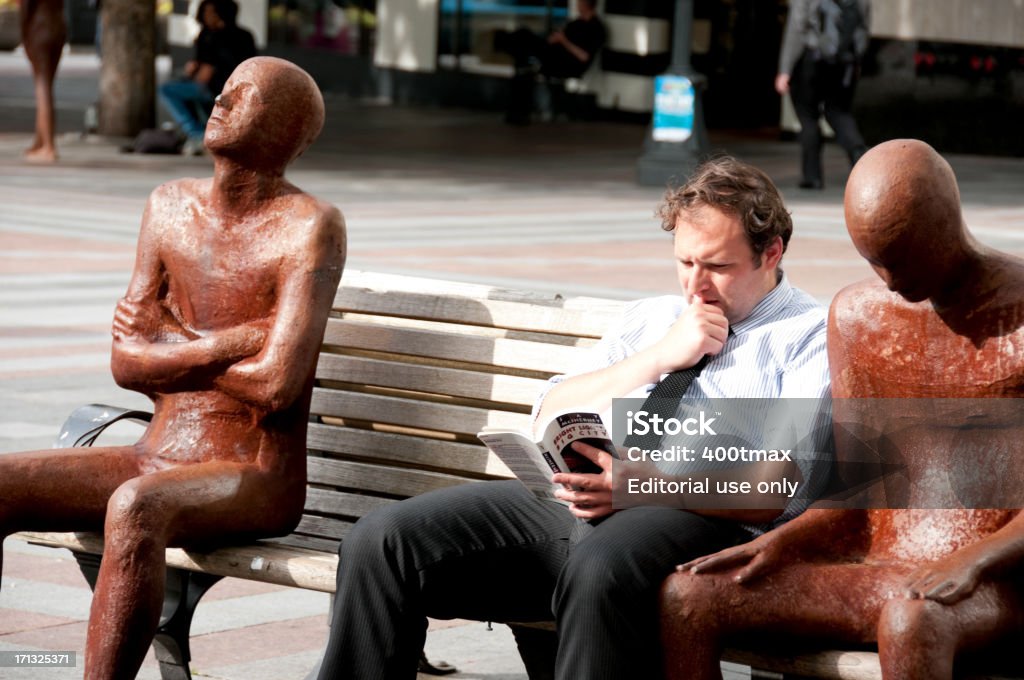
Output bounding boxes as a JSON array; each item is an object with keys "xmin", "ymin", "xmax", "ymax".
[
  {"xmin": 214, "ymin": 206, "xmax": 347, "ymax": 413},
  {"xmin": 111, "ymin": 188, "xmax": 271, "ymax": 394},
  {"xmin": 905, "ymin": 511, "xmax": 1024, "ymax": 605},
  {"xmin": 678, "ymin": 508, "xmax": 863, "ymax": 583}
]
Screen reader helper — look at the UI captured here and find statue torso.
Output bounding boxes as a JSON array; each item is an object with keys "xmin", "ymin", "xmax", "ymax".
[{"xmin": 831, "ymin": 273, "xmax": 1024, "ymax": 564}]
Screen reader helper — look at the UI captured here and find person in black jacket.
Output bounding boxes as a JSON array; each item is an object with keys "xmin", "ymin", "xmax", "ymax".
[
  {"xmin": 776, "ymin": 0, "xmax": 870, "ymax": 189},
  {"xmin": 158, "ymin": 0, "xmax": 256, "ymax": 155},
  {"xmin": 495, "ymin": 0, "xmax": 606, "ymax": 125}
]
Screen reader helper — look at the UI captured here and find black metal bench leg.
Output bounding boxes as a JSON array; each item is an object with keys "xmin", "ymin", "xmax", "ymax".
[
  {"xmin": 153, "ymin": 568, "xmax": 223, "ymax": 680},
  {"xmin": 71, "ymin": 552, "xmax": 222, "ymax": 680}
]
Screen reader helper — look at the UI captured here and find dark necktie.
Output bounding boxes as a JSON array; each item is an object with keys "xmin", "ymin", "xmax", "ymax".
[
  {"xmin": 645, "ymin": 354, "xmax": 710, "ymax": 401},
  {"xmin": 570, "ymin": 352, "xmax": 715, "ymax": 543},
  {"xmin": 623, "ymin": 354, "xmax": 711, "ymax": 452}
]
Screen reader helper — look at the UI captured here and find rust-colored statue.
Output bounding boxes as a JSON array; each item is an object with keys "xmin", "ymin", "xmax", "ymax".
[
  {"xmin": 0, "ymin": 57, "xmax": 345, "ymax": 679},
  {"xmin": 660, "ymin": 139, "xmax": 1024, "ymax": 679},
  {"xmin": 20, "ymin": 0, "xmax": 66, "ymax": 162}
]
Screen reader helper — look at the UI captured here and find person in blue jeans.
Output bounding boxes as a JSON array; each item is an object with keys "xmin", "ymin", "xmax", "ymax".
[{"xmin": 159, "ymin": 0, "xmax": 255, "ymax": 155}]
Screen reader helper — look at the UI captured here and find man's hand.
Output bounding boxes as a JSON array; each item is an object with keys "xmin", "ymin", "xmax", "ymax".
[
  {"xmin": 677, "ymin": 531, "xmax": 787, "ymax": 584},
  {"xmin": 775, "ymin": 73, "xmax": 790, "ymax": 95},
  {"xmin": 548, "ymin": 30, "xmax": 566, "ymax": 45},
  {"xmin": 904, "ymin": 552, "xmax": 983, "ymax": 605},
  {"xmin": 553, "ymin": 441, "xmax": 615, "ymax": 520},
  {"xmin": 649, "ymin": 295, "xmax": 728, "ymax": 374},
  {"xmin": 194, "ymin": 63, "xmax": 215, "ymax": 86}
]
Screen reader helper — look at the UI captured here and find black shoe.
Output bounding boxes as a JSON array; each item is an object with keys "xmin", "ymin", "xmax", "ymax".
[{"xmin": 798, "ymin": 179, "xmax": 823, "ymax": 190}]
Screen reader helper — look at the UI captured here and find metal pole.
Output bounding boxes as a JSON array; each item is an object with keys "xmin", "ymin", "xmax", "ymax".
[{"xmin": 635, "ymin": 0, "xmax": 710, "ymax": 187}]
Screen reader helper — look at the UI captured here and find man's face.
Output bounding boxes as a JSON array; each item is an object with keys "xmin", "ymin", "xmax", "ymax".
[
  {"xmin": 673, "ymin": 205, "xmax": 782, "ymax": 324},
  {"xmin": 202, "ymin": 4, "xmax": 225, "ymax": 30}
]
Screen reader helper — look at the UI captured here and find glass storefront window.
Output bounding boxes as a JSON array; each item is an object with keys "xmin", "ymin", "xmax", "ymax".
[
  {"xmin": 438, "ymin": 0, "xmax": 568, "ymax": 73},
  {"xmin": 268, "ymin": 0, "xmax": 376, "ymax": 57}
]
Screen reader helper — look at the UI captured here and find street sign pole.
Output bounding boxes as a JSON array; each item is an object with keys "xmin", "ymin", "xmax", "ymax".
[{"xmin": 636, "ymin": 0, "xmax": 710, "ymax": 187}]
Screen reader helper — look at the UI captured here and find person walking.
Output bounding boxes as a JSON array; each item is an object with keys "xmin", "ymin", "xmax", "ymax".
[{"xmin": 776, "ymin": 0, "xmax": 870, "ymax": 189}]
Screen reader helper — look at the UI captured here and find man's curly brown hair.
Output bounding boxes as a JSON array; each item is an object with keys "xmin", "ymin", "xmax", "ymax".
[{"xmin": 656, "ymin": 156, "xmax": 793, "ymax": 264}]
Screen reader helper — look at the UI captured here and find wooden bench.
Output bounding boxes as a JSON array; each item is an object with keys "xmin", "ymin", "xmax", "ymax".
[{"xmin": 11, "ymin": 270, "xmax": 1012, "ymax": 680}]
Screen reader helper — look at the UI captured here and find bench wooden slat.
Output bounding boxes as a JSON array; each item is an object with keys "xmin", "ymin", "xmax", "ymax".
[
  {"xmin": 290, "ymin": 513, "xmax": 354, "ymax": 543},
  {"xmin": 306, "ymin": 423, "xmax": 514, "ymax": 478},
  {"xmin": 322, "ymin": 319, "xmax": 588, "ymax": 375},
  {"xmin": 315, "ymin": 353, "xmax": 546, "ymax": 406},
  {"xmin": 721, "ymin": 648, "xmax": 881, "ymax": 680},
  {"xmin": 307, "ymin": 456, "xmax": 483, "ymax": 500},
  {"xmin": 310, "ymin": 389, "xmax": 531, "ymax": 438},
  {"xmin": 303, "ymin": 486, "xmax": 398, "ymax": 520},
  {"xmin": 14, "ymin": 531, "xmax": 339, "ymax": 593},
  {"xmin": 271, "ymin": 533, "xmax": 345, "ymax": 555},
  {"xmin": 335, "ymin": 270, "xmax": 622, "ymax": 337}
]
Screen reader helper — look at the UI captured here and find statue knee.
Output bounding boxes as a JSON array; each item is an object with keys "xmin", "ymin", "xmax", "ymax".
[
  {"xmin": 103, "ymin": 479, "xmax": 163, "ymax": 554},
  {"xmin": 660, "ymin": 571, "xmax": 720, "ymax": 627},
  {"xmin": 878, "ymin": 596, "xmax": 951, "ymax": 648}
]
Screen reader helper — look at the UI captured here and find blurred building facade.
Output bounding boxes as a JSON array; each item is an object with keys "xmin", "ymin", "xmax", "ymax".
[{"xmin": 95, "ymin": 0, "xmax": 1024, "ymax": 156}]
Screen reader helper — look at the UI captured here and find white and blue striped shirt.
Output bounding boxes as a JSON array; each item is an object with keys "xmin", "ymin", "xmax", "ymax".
[{"xmin": 536, "ymin": 273, "xmax": 832, "ymax": 533}]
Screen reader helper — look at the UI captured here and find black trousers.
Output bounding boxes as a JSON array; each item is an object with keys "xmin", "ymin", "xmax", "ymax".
[
  {"xmin": 790, "ymin": 53, "xmax": 868, "ymax": 184},
  {"xmin": 316, "ymin": 480, "xmax": 741, "ymax": 680}
]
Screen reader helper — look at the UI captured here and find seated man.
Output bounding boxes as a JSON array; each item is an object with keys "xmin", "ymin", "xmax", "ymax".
[
  {"xmin": 315, "ymin": 156, "xmax": 831, "ymax": 680},
  {"xmin": 0, "ymin": 57, "xmax": 345, "ymax": 680},
  {"xmin": 495, "ymin": 0, "xmax": 606, "ymax": 124},
  {"xmin": 662, "ymin": 139, "xmax": 1024, "ymax": 680},
  {"xmin": 159, "ymin": 0, "xmax": 256, "ymax": 155}
]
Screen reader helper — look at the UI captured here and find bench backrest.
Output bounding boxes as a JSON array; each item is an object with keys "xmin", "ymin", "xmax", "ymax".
[{"xmin": 280, "ymin": 270, "xmax": 625, "ymax": 553}]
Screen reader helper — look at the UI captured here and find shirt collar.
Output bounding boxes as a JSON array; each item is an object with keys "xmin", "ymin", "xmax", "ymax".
[{"xmin": 730, "ymin": 270, "xmax": 792, "ymax": 336}]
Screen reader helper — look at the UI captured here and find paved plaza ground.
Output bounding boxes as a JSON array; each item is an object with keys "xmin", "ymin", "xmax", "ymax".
[{"xmin": 1, "ymin": 48, "xmax": 1023, "ymax": 679}]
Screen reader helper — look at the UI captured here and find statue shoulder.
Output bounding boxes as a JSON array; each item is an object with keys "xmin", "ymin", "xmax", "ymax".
[
  {"xmin": 276, "ymin": 192, "xmax": 346, "ymax": 270},
  {"xmin": 829, "ymin": 279, "xmax": 892, "ymax": 334},
  {"xmin": 146, "ymin": 177, "xmax": 207, "ymax": 214},
  {"xmin": 285, "ymin": 192, "xmax": 346, "ymax": 243}
]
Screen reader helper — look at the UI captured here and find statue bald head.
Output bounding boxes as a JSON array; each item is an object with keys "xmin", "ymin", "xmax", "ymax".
[
  {"xmin": 205, "ymin": 57, "xmax": 325, "ymax": 169},
  {"xmin": 844, "ymin": 139, "xmax": 967, "ymax": 302}
]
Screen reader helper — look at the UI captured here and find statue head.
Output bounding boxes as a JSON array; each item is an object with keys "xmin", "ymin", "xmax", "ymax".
[
  {"xmin": 204, "ymin": 57, "xmax": 325, "ymax": 172},
  {"xmin": 845, "ymin": 139, "xmax": 966, "ymax": 303}
]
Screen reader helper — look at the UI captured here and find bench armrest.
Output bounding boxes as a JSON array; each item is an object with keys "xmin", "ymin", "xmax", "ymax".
[{"xmin": 53, "ymin": 403, "xmax": 153, "ymax": 449}]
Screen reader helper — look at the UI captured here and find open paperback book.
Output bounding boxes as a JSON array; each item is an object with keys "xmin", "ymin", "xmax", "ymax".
[{"xmin": 478, "ymin": 411, "xmax": 618, "ymax": 504}]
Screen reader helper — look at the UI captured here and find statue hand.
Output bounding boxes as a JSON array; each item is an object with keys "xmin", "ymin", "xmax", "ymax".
[
  {"xmin": 677, "ymin": 532, "xmax": 784, "ymax": 584},
  {"xmin": 904, "ymin": 554, "xmax": 982, "ymax": 605},
  {"xmin": 112, "ymin": 297, "xmax": 162, "ymax": 340}
]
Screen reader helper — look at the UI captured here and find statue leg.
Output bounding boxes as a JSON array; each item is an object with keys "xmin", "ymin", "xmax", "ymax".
[
  {"xmin": 660, "ymin": 562, "xmax": 908, "ymax": 680},
  {"xmin": 877, "ymin": 583, "xmax": 1023, "ymax": 680},
  {"xmin": 84, "ymin": 460, "xmax": 303, "ymax": 680},
  {"xmin": 0, "ymin": 446, "xmax": 142, "ymax": 590}
]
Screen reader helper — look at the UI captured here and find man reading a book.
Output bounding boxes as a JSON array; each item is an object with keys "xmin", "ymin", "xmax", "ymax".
[{"xmin": 315, "ymin": 156, "xmax": 831, "ymax": 680}]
